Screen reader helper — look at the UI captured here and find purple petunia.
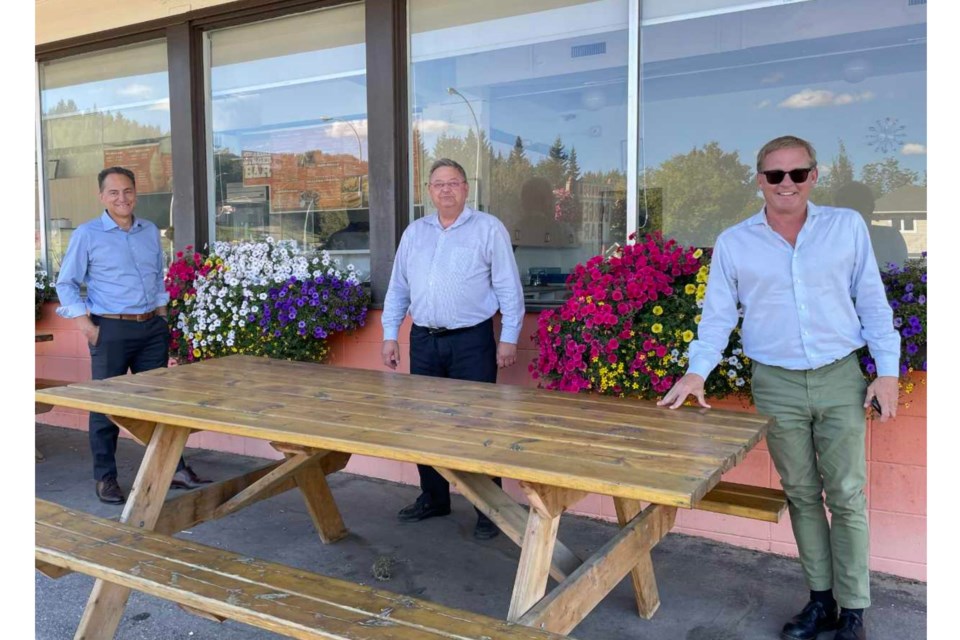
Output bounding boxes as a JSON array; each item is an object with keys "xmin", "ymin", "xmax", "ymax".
[{"xmin": 906, "ymin": 343, "xmax": 919, "ymax": 356}]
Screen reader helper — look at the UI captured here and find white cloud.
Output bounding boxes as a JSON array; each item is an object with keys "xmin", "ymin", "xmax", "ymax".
[
  {"xmin": 902, "ymin": 143, "xmax": 926, "ymax": 155},
  {"xmin": 147, "ymin": 98, "xmax": 169, "ymax": 112},
  {"xmin": 757, "ymin": 99, "xmax": 771, "ymax": 109},
  {"xmin": 415, "ymin": 119, "xmax": 469, "ymax": 135},
  {"xmin": 778, "ymin": 88, "xmax": 874, "ymax": 109},
  {"xmin": 325, "ymin": 119, "xmax": 368, "ymax": 139},
  {"xmin": 761, "ymin": 72, "xmax": 784, "ymax": 84},
  {"xmin": 117, "ymin": 83, "xmax": 153, "ymax": 98}
]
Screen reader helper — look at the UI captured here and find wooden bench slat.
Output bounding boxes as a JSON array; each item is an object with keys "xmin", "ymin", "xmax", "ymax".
[
  {"xmin": 693, "ymin": 481, "xmax": 787, "ymax": 523},
  {"xmin": 36, "ymin": 500, "xmax": 569, "ymax": 640}
]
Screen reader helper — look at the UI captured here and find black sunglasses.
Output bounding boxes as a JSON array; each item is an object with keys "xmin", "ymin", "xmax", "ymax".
[{"xmin": 760, "ymin": 166, "xmax": 816, "ymax": 184}]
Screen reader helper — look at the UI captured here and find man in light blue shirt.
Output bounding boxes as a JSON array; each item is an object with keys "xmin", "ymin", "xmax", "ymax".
[
  {"xmin": 56, "ymin": 166, "xmax": 209, "ymax": 505},
  {"xmin": 382, "ymin": 158, "xmax": 525, "ymax": 540},
  {"xmin": 659, "ymin": 136, "xmax": 898, "ymax": 640}
]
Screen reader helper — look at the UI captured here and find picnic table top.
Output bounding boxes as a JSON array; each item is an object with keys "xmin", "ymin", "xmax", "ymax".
[{"xmin": 35, "ymin": 355, "xmax": 772, "ymax": 508}]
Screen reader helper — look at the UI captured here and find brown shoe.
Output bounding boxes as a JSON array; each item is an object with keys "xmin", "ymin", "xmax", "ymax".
[
  {"xmin": 95, "ymin": 478, "xmax": 126, "ymax": 504},
  {"xmin": 170, "ymin": 466, "xmax": 212, "ymax": 490}
]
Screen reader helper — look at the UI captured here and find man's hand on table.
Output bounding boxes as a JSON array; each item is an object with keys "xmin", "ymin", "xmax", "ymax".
[
  {"xmin": 497, "ymin": 342, "xmax": 517, "ymax": 369},
  {"xmin": 382, "ymin": 340, "xmax": 400, "ymax": 369},
  {"xmin": 657, "ymin": 373, "xmax": 710, "ymax": 410},
  {"xmin": 865, "ymin": 375, "xmax": 899, "ymax": 423}
]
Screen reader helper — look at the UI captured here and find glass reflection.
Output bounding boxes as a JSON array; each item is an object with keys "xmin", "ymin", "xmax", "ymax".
[
  {"xmin": 641, "ymin": 0, "xmax": 926, "ymax": 265},
  {"xmin": 409, "ymin": 0, "xmax": 630, "ymax": 302},
  {"xmin": 208, "ymin": 3, "xmax": 370, "ymax": 279},
  {"xmin": 39, "ymin": 41, "xmax": 173, "ymax": 273}
]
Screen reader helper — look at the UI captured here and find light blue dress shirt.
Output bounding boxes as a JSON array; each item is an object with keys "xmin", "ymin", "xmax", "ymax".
[
  {"xmin": 687, "ymin": 203, "xmax": 900, "ymax": 379},
  {"xmin": 55, "ymin": 211, "xmax": 170, "ymax": 318},
  {"xmin": 382, "ymin": 207, "xmax": 525, "ymax": 344}
]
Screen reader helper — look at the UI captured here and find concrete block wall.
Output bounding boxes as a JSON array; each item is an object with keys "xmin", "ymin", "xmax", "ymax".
[{"xmin": 35, "ymin": 303, "xmax": 927, "ymax": 581}]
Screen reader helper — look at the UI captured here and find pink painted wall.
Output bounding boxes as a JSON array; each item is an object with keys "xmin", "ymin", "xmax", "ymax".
[{"xmin": 35, "ymin": 303, "xmax": 927, "ymax": 581}]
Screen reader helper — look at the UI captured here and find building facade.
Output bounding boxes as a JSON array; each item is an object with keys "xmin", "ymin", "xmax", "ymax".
[{"xmin": 35, "ymin": 0, "xmax": 928, "ymax": 581}]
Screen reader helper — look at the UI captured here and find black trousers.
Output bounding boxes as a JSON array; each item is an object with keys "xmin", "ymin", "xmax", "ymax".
[
  {"xmin": 88, "ymin": 315, "xmax": 185, "ymax": 481},
  {"xmin": 409, "ymin": 318, "xmax": 501, "ymax": 523}
]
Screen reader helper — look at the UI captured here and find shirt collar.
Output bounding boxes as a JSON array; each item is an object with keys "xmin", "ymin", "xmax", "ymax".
[
  {"xmin": 425, "ymin": 206, "xmax": 474, "ymax": 230},
  {"xmin": 751, "ymin": 200, "xmax": 822, "ymax": 227},
  {"xmin": 99, "ymin": 210, "xmax": 141, "ymax": 231}
]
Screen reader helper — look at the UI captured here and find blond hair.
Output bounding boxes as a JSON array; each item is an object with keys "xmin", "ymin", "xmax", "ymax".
[{"xmin": 756, "ymin": 136, "xmax": 817, "ymax": 172}]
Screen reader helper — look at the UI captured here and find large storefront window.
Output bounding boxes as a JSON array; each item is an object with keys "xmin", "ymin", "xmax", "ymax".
[
  {"xmin": 641, "ymin": 0, "xmax": 927, "ymax": 262},
  {"xmin": 207, "ymin": 2, "xmax": 369, "ymax": 279},
  {"xmin": 38, "ymin": 41, "xmax": 173, "ymax": 273},
  {"xmin": 409, "ymin": 0, "xmax": 631, "ymax": 304}
]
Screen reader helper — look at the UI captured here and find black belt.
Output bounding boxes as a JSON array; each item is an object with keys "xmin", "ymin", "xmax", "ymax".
[{"xmin": 414, "ymin": 319, "xmax": 490, "ymax": 337}]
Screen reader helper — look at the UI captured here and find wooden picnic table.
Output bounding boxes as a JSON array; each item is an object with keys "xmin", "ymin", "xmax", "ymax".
[{"xmin": 35, "ymin": 354, "xmax": 775, "ymax": 638}]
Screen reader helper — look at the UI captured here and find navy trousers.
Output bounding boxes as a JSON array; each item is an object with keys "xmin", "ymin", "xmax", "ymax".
[
  {"xmin": 409, "ymin": 318, "xmax": 501, "ymax": 524},
  {"xmin": 88, "ymin": 315, "xmax": 185, "ymax": 481}
]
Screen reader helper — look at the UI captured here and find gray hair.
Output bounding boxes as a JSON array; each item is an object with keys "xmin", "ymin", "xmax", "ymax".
[{"xmin": 428, "ymin": 158, "xmax": 467, "ymax": 183}]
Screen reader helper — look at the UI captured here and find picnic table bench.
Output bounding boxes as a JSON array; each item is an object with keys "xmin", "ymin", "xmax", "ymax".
[{"xmin": 35, "ymin": 354, "xmax": 783, "ymax": 638}]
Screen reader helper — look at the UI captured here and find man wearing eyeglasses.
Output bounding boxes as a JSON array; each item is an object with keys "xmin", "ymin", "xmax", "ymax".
[
  {"xmin": 659, "ymin": 136, "xmax": 898, "ymax": 640},
  {"xmin": 381, "ymin": 158, "xmax": 525, "ymax": 541}
]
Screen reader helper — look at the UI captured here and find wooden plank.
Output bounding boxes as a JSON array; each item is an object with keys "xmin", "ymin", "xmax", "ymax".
[
  {"xmin": 291, "ymin": 454, "xmax": 349, "ymax": 544},
  {"xmin": 177, "ymin": 604, "xmax": 226, "ymax": 623},
  {"xmin": 37, "ymin": 500, "xmax": 569, "ymax": 640},
  {"xmin": 74, "ymin": 423, "xmax": 189, "ymax": 640},
  {"xmin": 436, "ymin": 469, "xmax": 583, "ymax": 581},
  {"xmin": 108, "ymin": 416, "xmax": 157, "ymax": 447},
  {"xmin": 155, "ymin": 461, "xmax": 285, "ymax": 534},
  {"xmin": 694, "ymin": 482, "xmax": 787, "ymax": 523},
  {"xmin": 508, "ymin": 507, "xmax": 560, "ymax": 621},
  {"xmin": 614, "ymin": 498, "xmax": 661, "ymax": 619},
  {"xmin": 519, "ymin": 483, "xmax": 588, "ymax": 518},
  {"xmin": 34, "ymin": 384, "xmax": 720, "ymax": 507},
  {"xmin": 210, "ymin": 451, "xmax": 328, "ymax": 520},
  {"xmin": 518, "ymin": 504, "xmax": 677, "ymax": 635},
  {"xmin": 36, "ymin": 559, "xmax": 72, "ymax": 579}
]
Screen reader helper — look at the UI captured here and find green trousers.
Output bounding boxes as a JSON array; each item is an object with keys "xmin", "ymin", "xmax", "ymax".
[{"xmin": 751, "ymin": 352, "xmax": 870, "ymax": 608}]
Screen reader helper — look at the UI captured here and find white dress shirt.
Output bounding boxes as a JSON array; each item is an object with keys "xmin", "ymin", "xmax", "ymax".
[
  {"xmin": 382, "ymin": 207, "xmax": 525, "ymax": 343},
  {"xmin": 687, "ymin": 203, "xmax": 900, "ymax": 379}
]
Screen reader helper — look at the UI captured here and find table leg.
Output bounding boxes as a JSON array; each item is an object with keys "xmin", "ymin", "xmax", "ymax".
[
  {"xmin": 507, "ymin": 482, "xmax": 588, "ymax": 622},
  {"xmin": 74, "ymin": 422, "xmax": 189, "ymax": 640},
  {"xmin": 517, "ymin": 502, "xmax": 677, "ymax": 635},
  {"xmin": 614, "ymin": 498, "xmax": 673, "ymax": 619}
]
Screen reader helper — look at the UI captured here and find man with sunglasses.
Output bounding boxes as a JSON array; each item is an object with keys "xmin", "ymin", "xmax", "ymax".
[
  {"xmin": 659, "ymin": 136, "xmax": 899, "ymax": 640},
  {"xmin": 381, "ymin": 158, "xmax": 525, "ymax": 540}
]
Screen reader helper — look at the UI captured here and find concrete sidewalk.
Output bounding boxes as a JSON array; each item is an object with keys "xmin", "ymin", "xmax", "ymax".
[{"xmin": 34, "ymin": 423, "xmax": 926, "ymax": 639}]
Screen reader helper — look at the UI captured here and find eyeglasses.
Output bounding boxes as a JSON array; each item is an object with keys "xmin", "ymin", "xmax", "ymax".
[
  {"xmin": 428, "ymin": 180, "xmax": 465, "ymax": 190},
  {"xmin": 760, "ymin": 166, "xmax": 816, "ymax": 185}
]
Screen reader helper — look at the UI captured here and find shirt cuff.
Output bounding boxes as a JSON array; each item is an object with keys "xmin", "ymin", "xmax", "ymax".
[
  {"xmin": 56, "ymin": 303, "xmax": 88, "ymax": 319},
  {"xmin": 875, "ymin": 356, "xmax": 901, "ymax": 378},
  {"xmin": 686, "ymin": 358, "xmax": 715, "ymax": 381},
  {"xmin": 383, "ymin": 326, "xmax": 400, "ymax": 341},
  {"xmin": 499, "ymin": 326, "xmax": 521, "ymax": 345}
]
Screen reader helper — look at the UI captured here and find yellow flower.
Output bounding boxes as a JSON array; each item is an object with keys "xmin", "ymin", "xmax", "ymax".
[
  {"xmin": 685, "ymin": 284, "xmax": 696, "ymax": 295},
  {"xmin": 683, "ymin": 330, "xmax": 694, "ymax": 342},
  {"xmin": 192, "ymin": 349, "xmax": 201, "ymax": 358},
  {"xmin": 694, "ymin": 315, "xmax": 702, "ymax": 324},
  {"xmin": 653, "ymin": 306, "xmax": 663, "ymax": 316},
  {"xmin": 693, "ymin": 248, "xmax": 703, "ymax": 259},
  {"xmin": 651, "ymin": 323, "xmax": 663, "ymax": 334}
]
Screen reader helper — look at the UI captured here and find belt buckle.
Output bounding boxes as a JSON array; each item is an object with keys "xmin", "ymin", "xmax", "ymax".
[{"xmin": 427, "ymin": 327, "xmax": 448, "ymax": 336}]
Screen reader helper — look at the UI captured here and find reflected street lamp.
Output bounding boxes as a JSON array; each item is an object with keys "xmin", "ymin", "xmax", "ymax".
[
  {"xmin": 321, "ymin": 115, "xmax": 364, "ymax": 206},
  {"xmin": 446, "ymin": 87, "xmax": 481, "ymax": 210}
]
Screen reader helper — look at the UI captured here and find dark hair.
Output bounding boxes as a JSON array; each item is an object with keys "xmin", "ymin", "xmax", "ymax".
[
  {"xmin": 756, "ymin": 135, "xmax": 817, "ymax": 172},
  {"xmin": 834, "ymin": 181, "xmax": 875, "ymax": 217},
  {"xmin": 98, "ymin": 166, "xmax": 136, "ymax": 192},
  {"xmin": 428, "ymin": 158, "xmax": 467, "ymax": 183}
]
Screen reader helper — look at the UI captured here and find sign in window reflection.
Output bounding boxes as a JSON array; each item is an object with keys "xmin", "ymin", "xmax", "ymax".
[{"xmin": 208, "ymin": 3, "xmax": 369, "ymax": 280}]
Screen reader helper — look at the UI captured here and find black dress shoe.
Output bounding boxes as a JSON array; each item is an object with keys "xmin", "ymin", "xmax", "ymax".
[
  {"xmin": 397, "ymin": 495, "xmax": 451, "ymax": 522},
  {"xmin": 473, "ymin": 519, "xmax": 500, "ymax": 540},
  {"xmin": 834, "ymin": 610, "xmax": 866, "ymax": 640},
  {"xmin": 170, "ymin": 466, "xmax": 212, "ymax": 490},
  {"xmin": 95, "ymin": 478, "xmax": 126, "ymax": 504},
  {"xmin": 781, "ymin": 600, "xmax": 839, "ymax": 640}
]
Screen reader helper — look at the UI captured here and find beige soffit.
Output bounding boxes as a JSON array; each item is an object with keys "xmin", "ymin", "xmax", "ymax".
[{"xmin": 36, "ymin": 0, "xmax": 237, "ymax": 46}]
